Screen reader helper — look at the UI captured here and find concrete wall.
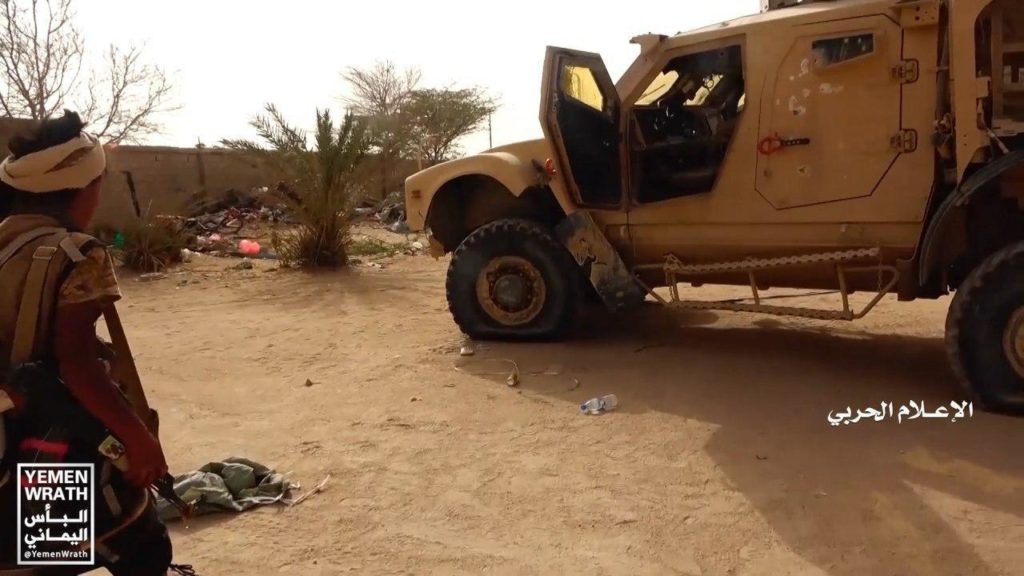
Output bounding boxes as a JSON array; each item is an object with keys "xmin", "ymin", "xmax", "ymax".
[
  {"xmin": 96, "ymin": 146, "xmax": 280, "ymax": 228},
  {"xmin": 0, "ymin": 118, "xmax": 421, "ymax": 230}
]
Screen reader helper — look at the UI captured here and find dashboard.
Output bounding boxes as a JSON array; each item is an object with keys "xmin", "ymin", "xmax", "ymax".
[{"xmin": 632, "ymin": 106, "xmax": 722, "ymax": 150}]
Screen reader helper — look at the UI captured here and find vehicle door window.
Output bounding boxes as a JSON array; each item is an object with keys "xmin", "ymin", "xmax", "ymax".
[
  {"xmin": 553, "ymin": 61, "xmax": 621, "ymax": 206},
  {"xmin": 563, "ymin": 66, "xmax": 606, "ymax": 112},
  {"xmin": 630, "ymin": 45, "xmax": 745, "ymax": 203}
]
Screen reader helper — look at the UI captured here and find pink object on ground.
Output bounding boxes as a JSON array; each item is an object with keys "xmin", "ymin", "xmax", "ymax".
[{"xmin": 238, "ymin": 239, "xmax": 261, "ymax": 256}]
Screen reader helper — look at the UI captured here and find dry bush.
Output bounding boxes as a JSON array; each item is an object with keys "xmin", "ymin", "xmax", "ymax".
[{"xmin": 116, "ymin": 213, "xmax": 188, "ymax": 272}]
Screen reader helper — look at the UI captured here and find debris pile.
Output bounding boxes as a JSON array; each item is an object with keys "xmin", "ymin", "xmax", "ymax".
[
  {"xmin": 177, "ymin": 187, "xmax": 283, "ymax": 259},
  {"xmin": 354, "ymin": 190, "xmax": 409, "ymax": 233}
]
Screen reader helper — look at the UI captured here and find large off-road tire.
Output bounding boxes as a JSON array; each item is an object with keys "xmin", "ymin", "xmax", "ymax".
[
  {"xmin": 946, "ymin": 241, "xmax": 1024, "ymax": 415},
  {"xmin": 446, "ymin": 219, "xmax": 577, "ymax": 341}
]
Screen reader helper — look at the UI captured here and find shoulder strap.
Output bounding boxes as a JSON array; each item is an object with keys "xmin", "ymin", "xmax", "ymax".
[
  {"xmin": 9, "ymin": 234, "xmax": 67, "ymax": 367},
  {"xmin": 0, "ymin": 227, "xmax": 65, "ymax": 271},
  {"xmin": 7, "ymin": 230, "xmax": 98, "ymax": 368}
]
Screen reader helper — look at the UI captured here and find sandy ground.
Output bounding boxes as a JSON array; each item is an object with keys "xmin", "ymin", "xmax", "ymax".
[{"xmin": 106, "ymin": 227, "xmax": 1024, "ymax": 576}]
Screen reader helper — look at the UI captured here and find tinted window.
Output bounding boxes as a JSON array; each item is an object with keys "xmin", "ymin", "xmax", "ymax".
[
  {"xmin": 813, "ymin": 34, "xmax": 874, "ymax": 67},
  {"xmin": 562, "ymin": 65, "xmax": 605, "ymax": 112}
]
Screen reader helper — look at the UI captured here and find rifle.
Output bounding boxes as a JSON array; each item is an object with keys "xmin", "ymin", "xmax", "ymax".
[{"xmin": 5, "ymin": 359, "xmax": 195, "ymax": 520}]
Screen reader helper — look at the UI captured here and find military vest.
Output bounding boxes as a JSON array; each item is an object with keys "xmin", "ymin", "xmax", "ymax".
[{"xmin": 0, "ymin": 214, "xmax": 100, "ymax": 373}]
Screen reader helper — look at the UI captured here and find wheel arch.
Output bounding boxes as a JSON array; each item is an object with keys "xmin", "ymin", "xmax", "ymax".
[
  {"xmin": 425, "ymin": 174, "xmax": 566, "ymax": 253},
  {"xmin": 918, "ymin": 150, "xmax": 1024, "ymax": 291}
]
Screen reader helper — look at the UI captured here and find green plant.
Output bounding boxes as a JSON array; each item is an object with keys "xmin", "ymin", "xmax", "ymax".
[
  {"xmin": 348, "ymin": 237, "xmax": 403, "ymax": 258},
  {"xmin": 223, "ymin": 104, "xmax": 367, "ymax": 268},
  {"xmin": 116, "ymin": 212, "xmax": 188, "ymax": 272}
]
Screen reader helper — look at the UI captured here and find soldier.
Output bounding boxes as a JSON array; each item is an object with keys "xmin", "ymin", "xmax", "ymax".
[{"xmin": 0, "ymin": 111, "xmax": 183, "ymax": 575}]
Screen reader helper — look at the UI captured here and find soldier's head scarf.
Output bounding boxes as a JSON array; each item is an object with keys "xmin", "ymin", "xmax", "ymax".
[{"xmin": 0, "ymin": 132, "xmax": 105, "ymax": 194}]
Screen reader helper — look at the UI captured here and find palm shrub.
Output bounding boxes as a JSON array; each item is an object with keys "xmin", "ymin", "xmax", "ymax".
[{"xmin": 224, "ymin": 104, "xmax": 368, "ymax": 267}]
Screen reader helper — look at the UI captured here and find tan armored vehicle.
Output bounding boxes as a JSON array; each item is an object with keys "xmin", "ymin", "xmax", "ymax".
[{"xmin": 404, "ymin": 0, "xmax": 1024, "ymax": 414}]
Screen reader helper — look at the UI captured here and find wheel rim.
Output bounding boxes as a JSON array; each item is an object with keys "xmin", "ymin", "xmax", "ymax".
[
  {"xmin": 1002, "ymin": 306, "xmax": 1024, "ymax": 378},
  {"xmin": 476, "ymin": 256, "xmax": 546, "ymax": 326}
]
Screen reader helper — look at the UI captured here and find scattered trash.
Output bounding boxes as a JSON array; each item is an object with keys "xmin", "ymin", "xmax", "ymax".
[
  {"xmin": 459, "ymin": 345, "xmax": 475, "ymax": 357},
  {"xmin": 506, "ymin": 367, "xmax": 521, "ymax": 387},
  {"xmin": 411, "ymin": 241, "xmax": 424, "ymax": 251},
  {"xmin": 569, "ymin": 378, "xmax": 581, "ymax": 392},
  {"xmin": 376, "ymin": 191, "xmax": 407, "ymax": 228},
  {"xmin": 287, "ymin": 475, "xmax": 331, "ymax": 507},
  {"xmin": 755, "ymin": 454, "xmax": 768, "ymax": 461},
  {"xmin": 580, "ymin": 394, "xmax": 619, "ymax": 415},
  {"xmin": 410, "ymin": 396, "xmax": 422, "ymax": 403},
  {"xmin": 389, "ymin": 220, "xmax": 410, "ymax": 234},
  {"xmin": 233, "ymin": 258, "xmax": 254, "ymax": 270},
  {"xmin": 453, "ymin": 359, "xmax": 560, "ymax": 390},
  {"xmin": 137, "ymin": 272, "xmax": 167, "ymax": 282},
  {"xmin": 181, "ymin": 248, "xmax": 196, "ymax": 263}
]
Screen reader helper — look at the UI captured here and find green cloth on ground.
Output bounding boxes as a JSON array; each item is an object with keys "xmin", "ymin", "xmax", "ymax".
[{"xmin": 156, "ymin": 457, "xmax": 296, "ymax": 521}]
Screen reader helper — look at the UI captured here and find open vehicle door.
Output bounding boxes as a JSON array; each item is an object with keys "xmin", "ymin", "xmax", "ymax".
[{"xmin": 540, "ymin": 47, "xmax": 623, "ymax": 208}]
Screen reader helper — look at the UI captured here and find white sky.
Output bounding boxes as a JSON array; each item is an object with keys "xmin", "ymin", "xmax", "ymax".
[{"xmin": 75, "ymin": 0, "xmax": 759, "ymax": 152}]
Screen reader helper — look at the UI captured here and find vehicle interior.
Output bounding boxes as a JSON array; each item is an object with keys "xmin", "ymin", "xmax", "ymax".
[{"xmin": 630, "ymin": 45, "xmax": 745, "ymax": 203}]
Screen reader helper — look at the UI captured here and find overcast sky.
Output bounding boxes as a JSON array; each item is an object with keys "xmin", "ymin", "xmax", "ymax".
[{"xmin": 76, "ymin": 0, "xmax": 759, "ymax": 152}]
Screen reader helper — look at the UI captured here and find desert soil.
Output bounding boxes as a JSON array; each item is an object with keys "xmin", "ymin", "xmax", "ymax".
[{"xmin": 104, "ymin": 225, "xmax": 1024, "ymax": 576}]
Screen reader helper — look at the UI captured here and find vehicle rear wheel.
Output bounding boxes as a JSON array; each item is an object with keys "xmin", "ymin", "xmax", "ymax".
[
  {"xmin": 946, "ymin": 241, "xmax": 1024, "ymax": 415},
  {"xmin": 447, "ymin": 219, "xmax": 577, "ymax": 340}
]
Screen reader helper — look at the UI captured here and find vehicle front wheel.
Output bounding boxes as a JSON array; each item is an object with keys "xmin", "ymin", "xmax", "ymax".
[
  {"xmin": 446, "ymin": 219, "xmax": 577, "ymax": 341},
  {"xmin": 946, "ymin": 241, "xmax": 1024, "ymax": 415}
]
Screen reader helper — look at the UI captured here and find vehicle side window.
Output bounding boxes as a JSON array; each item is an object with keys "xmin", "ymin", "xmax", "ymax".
[
  {"xmin": 562, "ymin": 65, "xmax": 605, "ymax": 113},
  {"xmin": 812, "ymin": 33, "xmax": 874, "ymax": 68}
]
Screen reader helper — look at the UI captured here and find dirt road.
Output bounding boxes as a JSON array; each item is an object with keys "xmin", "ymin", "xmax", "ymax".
[{"xmin": 114, "ymin": 243, "xmax": 1024, "ymax": 575}]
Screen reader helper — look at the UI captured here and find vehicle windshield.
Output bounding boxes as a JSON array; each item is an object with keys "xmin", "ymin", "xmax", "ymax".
[
  {"xmin": 636, "ymin": 70, "xmax": 728, "ymax": 107},
  {"xmin": 636, "ymin": 71, "xmax": 679, "ymax": 105}
]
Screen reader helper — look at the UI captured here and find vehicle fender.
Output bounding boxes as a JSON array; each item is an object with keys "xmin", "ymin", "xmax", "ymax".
[
  {"xmin": 918, "ymin": 150, "xmax": 1024, "ymax": 283},
  {"xmin": 405, "ymin": 152, "xmax": 545, "ymax": 231}
]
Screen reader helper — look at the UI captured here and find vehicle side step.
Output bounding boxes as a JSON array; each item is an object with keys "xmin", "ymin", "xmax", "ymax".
[
  {"xmin": 635, "ymin": 247, "xmax": 899, "ymax": 322},
  {"xmin": 668, "ymin": 299, "xmax": 851, "ymax": 320},
  {"xmin": 663, "ymin": 247, "xmax": 881, "ymax": 275}
]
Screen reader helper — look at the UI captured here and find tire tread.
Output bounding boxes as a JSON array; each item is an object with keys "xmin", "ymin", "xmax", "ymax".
[{"xmin": 445, "ymin": 219, "xmax": 575, "ymax": 340}]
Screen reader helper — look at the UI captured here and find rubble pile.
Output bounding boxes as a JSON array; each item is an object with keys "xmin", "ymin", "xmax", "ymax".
[
  {"xmin": 354, "ymin": 191, "xmax": 409, "ymax": 233},
  {"xmin": 176, "ymin": 187, "xmax": 284, "ymax": 259},
  {"xmin": 167, "ymin": 187, "xmax": 419, "ymax": 264}
]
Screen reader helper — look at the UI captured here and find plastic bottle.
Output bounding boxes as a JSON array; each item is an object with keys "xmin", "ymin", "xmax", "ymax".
[{"xmin": 580, "ymin": 394, "xmax": 619, "ymax": 415}]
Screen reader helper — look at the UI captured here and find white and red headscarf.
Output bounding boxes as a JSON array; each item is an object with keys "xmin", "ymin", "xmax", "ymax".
[{"xmin": 0, "ymin": 132, "xmax": 106, "ymax": 193}]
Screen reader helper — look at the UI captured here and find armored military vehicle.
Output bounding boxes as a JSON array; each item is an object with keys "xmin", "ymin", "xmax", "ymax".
[{"xmin": 404, "ymin": 0, "xmax": 1024, "ymax": 414}]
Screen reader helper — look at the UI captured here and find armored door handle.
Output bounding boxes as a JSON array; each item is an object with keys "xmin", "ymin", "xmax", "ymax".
[{"xmin": 758, "ymin": 134, "xmax": 811, "ymax": 156}]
